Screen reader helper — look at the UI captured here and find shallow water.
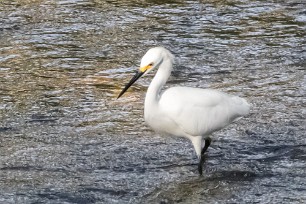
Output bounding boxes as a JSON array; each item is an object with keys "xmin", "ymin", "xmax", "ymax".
[{"xmin": 0, "ymin": 0, "xmax": 305, "ymax": 203}]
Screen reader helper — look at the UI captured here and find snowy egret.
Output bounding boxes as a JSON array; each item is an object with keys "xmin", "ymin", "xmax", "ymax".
[{"xmin": 118, "ymin": 47, "xmax": 250, "ymax": 175}]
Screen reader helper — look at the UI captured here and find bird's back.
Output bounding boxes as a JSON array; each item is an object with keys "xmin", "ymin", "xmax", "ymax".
[{"xmin": 158, "ymin": 86, "xmax": 250, "ymax": 136}]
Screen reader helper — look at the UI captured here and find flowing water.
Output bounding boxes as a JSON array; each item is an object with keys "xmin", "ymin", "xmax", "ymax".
[{"xmin": 0, "ymin": 0, "xmax": 305, "ymax": 203}]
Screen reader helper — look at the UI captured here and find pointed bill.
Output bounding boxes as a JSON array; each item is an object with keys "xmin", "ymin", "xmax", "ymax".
[
  {"xmin": 117, "ymin": 71, "xmax": 144, "ymax": 99},
  {"xmin": 117, "ymin": 64, "xmax": 153, "ymax": 99}
]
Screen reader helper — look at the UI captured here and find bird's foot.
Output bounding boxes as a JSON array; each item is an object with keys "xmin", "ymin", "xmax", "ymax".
[{"xmin": 198, "ymin": 137, "xmax": 211, "ymax": 176}]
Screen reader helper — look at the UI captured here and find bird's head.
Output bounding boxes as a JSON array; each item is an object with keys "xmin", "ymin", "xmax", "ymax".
[{"xmin": 117, "ymin": 47, "xmax": 174, "ymax": 99}]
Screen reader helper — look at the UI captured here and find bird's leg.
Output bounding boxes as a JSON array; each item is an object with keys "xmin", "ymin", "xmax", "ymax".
[{"xmin": 198, "ymin": 137, "xmax": 212, "ymax": 176}]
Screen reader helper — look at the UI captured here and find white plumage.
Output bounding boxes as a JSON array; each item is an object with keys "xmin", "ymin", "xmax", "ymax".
[{"xmin": 118, "ymin": 47, "xmax": 250, "ymax": 175}]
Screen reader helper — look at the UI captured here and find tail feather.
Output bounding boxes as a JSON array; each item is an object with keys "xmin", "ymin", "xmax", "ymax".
[{"xmin": 231, "ymin": 96, "xmax": 251, "ymax": 116}]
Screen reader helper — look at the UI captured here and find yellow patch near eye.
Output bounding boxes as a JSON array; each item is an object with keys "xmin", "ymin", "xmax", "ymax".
[{"xmin": 139, "ymin": 64, "xmax": 152, "ymax": 72}]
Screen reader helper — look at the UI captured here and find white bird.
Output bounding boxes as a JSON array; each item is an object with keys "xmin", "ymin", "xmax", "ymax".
[{"xmin": 117, "ymin": 47, "xmax": 250, "ymax": 175}]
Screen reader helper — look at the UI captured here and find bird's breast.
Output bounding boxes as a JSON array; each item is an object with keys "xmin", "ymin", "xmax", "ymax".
[{"xmin": 144, "ymin": 108, "xmax": 186, "ymax": 137}]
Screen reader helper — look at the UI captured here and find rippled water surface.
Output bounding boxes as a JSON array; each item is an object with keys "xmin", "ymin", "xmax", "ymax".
[{"xmin": 0, "ymin": 0, "xmax": 305, "ymax": 203}]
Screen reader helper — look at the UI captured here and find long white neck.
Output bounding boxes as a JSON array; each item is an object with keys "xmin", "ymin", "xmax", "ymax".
[{"xmin": 144, "ymin": 59, "xmax": 172, "ymax": 111}]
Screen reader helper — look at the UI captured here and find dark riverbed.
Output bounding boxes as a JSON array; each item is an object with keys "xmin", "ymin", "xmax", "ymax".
[{"xmin": 0, "ymin": 0, "xmax": 305, "ymax": 203}]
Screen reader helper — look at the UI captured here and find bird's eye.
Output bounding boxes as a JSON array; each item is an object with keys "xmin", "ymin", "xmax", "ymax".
[{"xmin": 149, "ymin": 63, "xmax": 154, "ymax": 66}]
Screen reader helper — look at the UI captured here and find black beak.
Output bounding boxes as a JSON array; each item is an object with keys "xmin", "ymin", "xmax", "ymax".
[{"xmin": 117, "ymin": 71, "xmax": 144, "ymax": 99}]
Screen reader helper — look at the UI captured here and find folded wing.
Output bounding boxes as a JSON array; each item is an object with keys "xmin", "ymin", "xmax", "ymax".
[{"xmin": 159, "ymin": 87, "xmax": 250, "ymax": 136}]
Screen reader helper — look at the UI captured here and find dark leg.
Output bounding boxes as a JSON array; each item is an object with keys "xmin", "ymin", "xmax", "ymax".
[{"xmin": 198, "ymin": 137, "xmax": 212, "ymax": 176}]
